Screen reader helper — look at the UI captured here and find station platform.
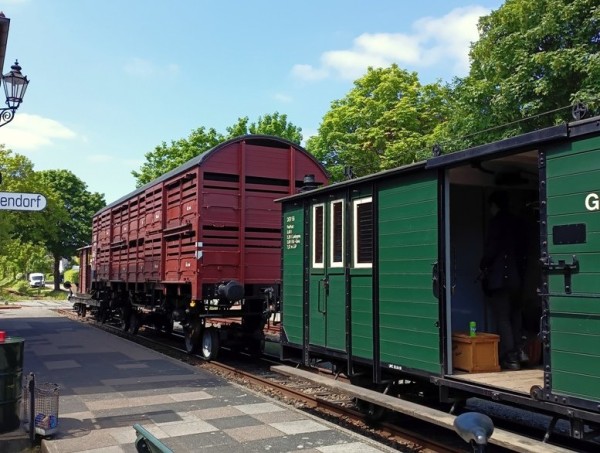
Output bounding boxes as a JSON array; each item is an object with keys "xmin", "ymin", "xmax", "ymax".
[{"xmin": 0, "ymin": 301, "xmax": 394, "ymax": 453}]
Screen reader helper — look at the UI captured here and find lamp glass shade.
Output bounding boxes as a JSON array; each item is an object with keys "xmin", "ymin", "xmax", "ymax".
[{"xmin": 3, "ymin": 60, "xmax": 29, "ymax": 109}]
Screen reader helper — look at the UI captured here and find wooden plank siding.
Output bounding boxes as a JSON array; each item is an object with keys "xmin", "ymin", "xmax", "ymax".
[
  {"xmin": 546, "ymin": 134, "xmax": 600, "ymax": 402},
  {"xmin": 281, "ymin": 204, "xmax": 305, "ymax": 345},
  {"xmin": 377, "ymin": 173, "xmax": 440, "ymax": 374}
]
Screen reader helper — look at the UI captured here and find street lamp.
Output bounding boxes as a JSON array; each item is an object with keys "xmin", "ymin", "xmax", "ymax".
[
  {"xmin": 1, "ymin": 60, "xmax": 29, "ymax": 126},
  {"xmin": 1, "ymin": 60, "xmax": 29, "ymax": 127},
  {"xmin": 0, "ymin": 12, "xmax": 29, "ymax": 128}
]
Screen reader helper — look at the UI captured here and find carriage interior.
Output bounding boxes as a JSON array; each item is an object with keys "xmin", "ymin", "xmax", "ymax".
[{"xmin": 445, "ymin": 149, "xmax": 544, "ymax": 392}]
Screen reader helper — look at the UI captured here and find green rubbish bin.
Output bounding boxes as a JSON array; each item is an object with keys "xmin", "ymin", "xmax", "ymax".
[{"xmin": 0, "ymin": 336, "xmax": 24, "ymax": 433}]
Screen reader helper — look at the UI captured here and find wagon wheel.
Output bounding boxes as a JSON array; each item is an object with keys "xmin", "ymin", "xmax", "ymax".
[
  {"xmin": 155, "ymin": 314, "xmax": 174, "ymax": 335},
  {"xmin": 354, "ymin": 398, "xmax": 386, "ymax": 422},
  {"xmin": 201, "ymin": 327, "xmax": 220, "ymax": 361},
  {"xmin": 120, "ymin": 306, "xmax": 131, "ymax": 332},
  {"xmin": 100, "ymin": 307, "xmax": 110, "ymax": 324},
  {"xmin": 184, "ymin": 320, "xmax": 203, "ymax": 354},
  {"xmin": 129, "ymin": 311, "xmax": 141, "ymax": 335},
  {"xmin": 162, "ymin": 318, "xmax": 174, "ymax": 335},
  {"xmin": 248, "ymin": 330, "xmax": 265, "ymax": 357}
]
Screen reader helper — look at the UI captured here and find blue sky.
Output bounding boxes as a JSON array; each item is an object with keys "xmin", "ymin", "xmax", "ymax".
[{"xmin": 2, "ymin": 0, "xmax": 503, "ymax": 204}]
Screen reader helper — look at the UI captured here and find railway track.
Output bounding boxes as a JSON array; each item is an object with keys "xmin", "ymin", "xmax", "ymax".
[{"xmin": 57, "ymin": 306, "xmax": 487, "ymax": 452}]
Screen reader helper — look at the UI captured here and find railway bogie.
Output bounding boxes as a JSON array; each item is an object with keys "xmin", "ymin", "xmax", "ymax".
[{"xmin": 73, "ymin": 135, "xmax": 327, "ymax": 356}]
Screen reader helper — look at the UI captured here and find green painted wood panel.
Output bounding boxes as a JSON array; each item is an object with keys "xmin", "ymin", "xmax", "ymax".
[
  {"xmin": 546, "ymin": 135, "xmax": 600, "ymax": 402},
  {"xmin": 309, "ymin": 273, "xmax": 326, "ymax": 346},
  {"xmin": 282, "ymin": 205, "xmax": 305, "ymax": 345},
  {"xmin": 378, "ymin": 173, "xmax": 440, "ymax": 374},
  {"xmin": 351, "ymin": 274, "xmax": 373, "ymax": 359},
  {"xmin": 325, "ymin": 271, "xmax": 346, "ymax": 350}
]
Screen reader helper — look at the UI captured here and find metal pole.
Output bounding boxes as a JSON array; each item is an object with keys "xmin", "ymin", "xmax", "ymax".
[{"xmin": 28, "ymin": 372, "xmax": 35, "ymax": 446}]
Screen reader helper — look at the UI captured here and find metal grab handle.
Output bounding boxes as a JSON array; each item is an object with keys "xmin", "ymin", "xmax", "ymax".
[
  {"xmin": 432, "ymin": 261, "xmax": 440, "ymax": 299},
  {"xmin": 318, "ymin": 278, "xmax": 329, "ymax": 314}
]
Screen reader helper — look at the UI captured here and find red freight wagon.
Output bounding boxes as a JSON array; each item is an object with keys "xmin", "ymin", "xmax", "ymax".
[{"xmin": 74, "ymin": 136, "xmax": 327, "ymax": 358}]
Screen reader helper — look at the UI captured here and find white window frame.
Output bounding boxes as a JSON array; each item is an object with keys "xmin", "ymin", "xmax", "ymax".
[
  {"xmin": 312, "ymin": 203, "xmax": 325, "ymax": 268},
  {"xmin": 353, "ymin": 197, "xmax": 373, "ymax": 269},
  {"xmin": 329, "ymin": 199, "xmax": 344, "ymax": 268}
]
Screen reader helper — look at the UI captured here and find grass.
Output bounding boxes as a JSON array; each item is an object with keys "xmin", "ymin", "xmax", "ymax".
[{"xmin": 0, "ymin": 278, "xmax": 70, "ymax": 303}]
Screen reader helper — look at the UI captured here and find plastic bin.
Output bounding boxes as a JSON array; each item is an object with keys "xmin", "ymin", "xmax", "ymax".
[{"xmin": 23, "ymin": 382, "xmax": 59, "ymax": 436}]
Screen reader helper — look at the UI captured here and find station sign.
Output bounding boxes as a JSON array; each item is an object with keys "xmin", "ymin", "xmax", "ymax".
[{"xmin": 0, "ymin": 192, "xmax": 47, "ymax": 211}]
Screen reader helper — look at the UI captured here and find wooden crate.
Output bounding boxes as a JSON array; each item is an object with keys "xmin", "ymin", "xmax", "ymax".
[{"xmin": 452, "ymin": 332, "xmax": 500, "ymax": 373}]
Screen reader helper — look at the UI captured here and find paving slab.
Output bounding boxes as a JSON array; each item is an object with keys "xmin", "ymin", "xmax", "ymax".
[{"xmin": 0, "ymin": 301, "xmax": 395, "ymax": 453}]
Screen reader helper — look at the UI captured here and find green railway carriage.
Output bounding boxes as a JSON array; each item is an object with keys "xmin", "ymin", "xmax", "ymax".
[{"xmin": 279, "ymin": 115, "xmax": 600, "ymax": 440}]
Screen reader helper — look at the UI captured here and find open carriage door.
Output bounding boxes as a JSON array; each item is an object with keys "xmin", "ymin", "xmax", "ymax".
[
  {"xmin": 377, "ymin": 171, "xmax": 442, "ymax": 375},
  {"xmin": 541, "ymin": 133, "xmax": 600, "ymax": 408}
]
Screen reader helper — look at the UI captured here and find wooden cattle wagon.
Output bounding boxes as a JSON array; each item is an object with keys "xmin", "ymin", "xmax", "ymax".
[{"xmin": 75, "ymin": 135, "xmax": 327, "ymax": 358}]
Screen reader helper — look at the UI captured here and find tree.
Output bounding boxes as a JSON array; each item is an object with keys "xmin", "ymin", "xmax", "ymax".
[
  {"xmin": 0, "ymin": 147, "xmax": 68, "ymax": 255},
  {"xmin": 226, "ymin": 112, "xmax": 303, "ymax": 144},
  {"xmin": 439, "ymin": 0, "xmax": 600, "ymax": 151},
  {"xmin": 37, "ymin": 170, "xmax": 105, "ymax": 290},
  {"xmin": 306, "ymin": 65, "xmax": 450, "ymax": 181},
  {"xmin": 132, "ymin": 113, "xmax": 304, "ymax": 187},
  {"xmin": 132, "ymin": 127, "xmax": 225, "ymax": 187},
  {"xmin": 1, "ymin": 239, "xmax": 51, "ymax": 280}
]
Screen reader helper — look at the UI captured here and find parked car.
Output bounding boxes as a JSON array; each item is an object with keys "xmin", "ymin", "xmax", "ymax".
[{"xmin": 29, "ymin": 273, "xmax": 45, "ymax": 288}]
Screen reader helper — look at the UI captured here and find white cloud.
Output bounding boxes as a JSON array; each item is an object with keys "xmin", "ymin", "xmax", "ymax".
[
  {"xmin": 0, "ymin": 113, "xmax": 77, "ymax": 150},
  {"xmin": 292, "ymin": 6, "xmax": 489, "ymax": 81},
  {"xmin": 124, "ymin": 58, "xmax": 180, "ymax": 78},
  {"xmin": 273, "ymin": 93, "xmax": 293, "ymax": 103},
  {"xmin": 291, "ymin": 64, "xmax": 329, "ymax": 81}
]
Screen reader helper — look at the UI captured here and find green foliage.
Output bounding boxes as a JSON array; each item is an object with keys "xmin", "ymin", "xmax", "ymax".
[
  {"xmin": 12, "ymin": 280, "xmax": 29, "ymax": 294},
  {"xmin": 132, "ymin": 126, "xmax": 225, "ymax": 187},
  {"xmin": 0, "ymin": 147, "xmax": 38, "ymax": 251},
  {"xmin": 132, "ymin": 112, "xmax": 303, "ymax": 187},
  {"xmin": 439, "ymin": 0, "xmax": 600, "ymax": 151},
  {"xmin": 36, "ymin": 170, "xmax": 105, "ymax": 289},
  {"xmin": 0, "ymin": 240, "xmax": 52, "ymax": 278},
  {"xmin": 64, "ymin": 268, "xmax": 79, "ymax": 286},
  {"xmin": 306, "ymin": 65, "xmax": 450, "ymax": 181},
  {"xmin": 226, "ymin": 112, "xmax": 303, "ymax": 143}
]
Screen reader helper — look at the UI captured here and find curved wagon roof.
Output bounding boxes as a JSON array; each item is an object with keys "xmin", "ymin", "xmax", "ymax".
[{"xmin": 96, "ymin": 135, "xmax": 327, "ymax": 216}]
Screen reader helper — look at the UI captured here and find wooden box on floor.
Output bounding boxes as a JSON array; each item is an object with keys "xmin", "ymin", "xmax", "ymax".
[{"xmin": 452, "ymin": 332, "xmax": 500, "ymax": 373}]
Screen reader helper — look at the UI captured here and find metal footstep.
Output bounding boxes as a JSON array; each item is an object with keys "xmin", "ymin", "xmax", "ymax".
[{"xmin": 133, "ymin": 424, "xmax": 173, "ymax": 453}]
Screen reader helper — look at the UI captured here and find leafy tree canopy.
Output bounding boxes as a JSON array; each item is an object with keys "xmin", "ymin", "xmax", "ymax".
[
  {"xmin": 132, "ymin": 126, "xmax": 225, "ymax": 188},
  {"xmin": 132, "ymin": 112, "xmax": 303, "ymax": 187},
  {"xmin": 0, "ymin": 147, "xmax": 65, "ymax": 251},
  {"xmin": 226, "ymin": 112, "xmax": 303, "ymax": 144},
  {"xmin": 0, "ymin": 239, "xmax": 52, "ymax": 279},
  {"xmin": 306, "ymin": 65, "xmax": 450, "ymax": 181},
  {"xmin": 439, "ymin": 0, "xmax": 600, "ymax": 151},
  {"xmin": 37, "ymin": 169, "xmax": 105, "ymax": 289}
]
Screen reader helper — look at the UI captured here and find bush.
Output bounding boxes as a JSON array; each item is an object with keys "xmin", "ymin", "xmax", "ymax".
[
  {"xmin": 13, "ymin": 280, "xmax": 30, "ymax": 294},
  {"xmin": 64, "ymin": 269, "xmax": 79, "ymax": 286}
]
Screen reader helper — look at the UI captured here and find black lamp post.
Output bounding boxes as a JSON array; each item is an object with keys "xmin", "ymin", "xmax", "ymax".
[
  {"xmin": 0, "ymin": 12, "xmax": 29, "ymax": 128},
  {"xmin": 0, "ymin": 60, "xmax": 29, "ymax": 127}
]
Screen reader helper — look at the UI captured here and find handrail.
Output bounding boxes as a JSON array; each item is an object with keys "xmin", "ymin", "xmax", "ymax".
[{"xmin": 133, "ymin": 423, "xmax": 173, "ymax": 453}]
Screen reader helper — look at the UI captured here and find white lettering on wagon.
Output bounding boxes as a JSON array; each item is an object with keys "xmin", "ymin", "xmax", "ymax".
[{"xmin": 585, "ymin": 193, "xmax": 599, "ymax": 211}]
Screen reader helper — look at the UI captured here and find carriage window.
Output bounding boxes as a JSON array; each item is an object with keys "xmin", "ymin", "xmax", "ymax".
[
  {"xmin": 353, "ymin": 197, "xmax": 373, "ymax": 268},
  {"xmin": 312, "ymin": 204, "xmax": 324, "ymax": 268},
  {"xmin": 330, "ymin": 200, "xmax": 344, "ymax": 267}
]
